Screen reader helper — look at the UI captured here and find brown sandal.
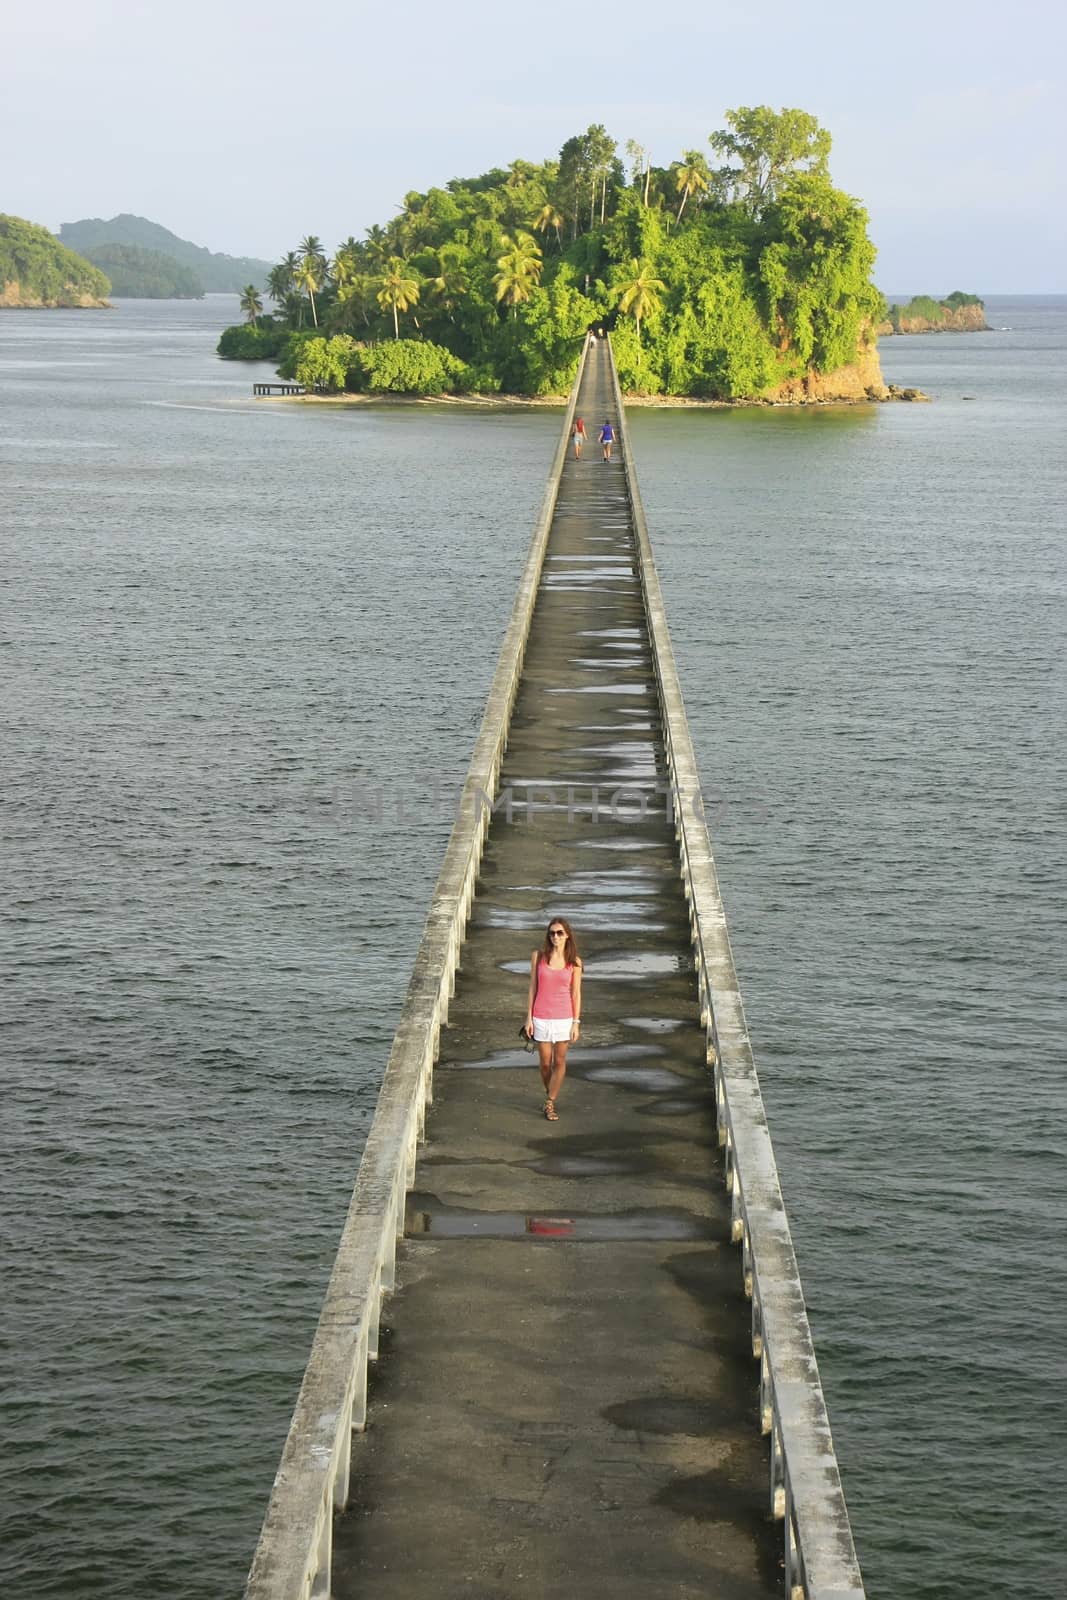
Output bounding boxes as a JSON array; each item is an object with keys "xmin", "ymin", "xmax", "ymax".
[{"xmin": 543, "ymin": 1099, "xmax": 559, "ymax": 1121}]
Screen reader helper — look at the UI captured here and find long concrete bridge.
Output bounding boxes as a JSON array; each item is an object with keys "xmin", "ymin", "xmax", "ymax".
[{"xmin": 245, "ymin": 341, "xmax": 866, "ymax": 1600}]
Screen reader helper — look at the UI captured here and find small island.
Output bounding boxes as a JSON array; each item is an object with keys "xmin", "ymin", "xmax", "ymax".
[
  {"xmin": 217, "ymin": 108, "xmax": 897, "ymax": 404},
  {"xmin": 0, "ymin": 214, "xmax": 110, "ymax": 307},
  {"xmin": 878, "ymin": 292, "xmax": 988, "ymax": 335}
]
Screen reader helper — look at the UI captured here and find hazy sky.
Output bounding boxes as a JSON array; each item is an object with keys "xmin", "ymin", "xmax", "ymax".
[{"xmin": 6, "ymin": 0, "xmax": 1065, "ymax": 293}]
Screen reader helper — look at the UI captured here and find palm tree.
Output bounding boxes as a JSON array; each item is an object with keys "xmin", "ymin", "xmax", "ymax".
[
  {"xmin": 266, "ymin": 264, "xmax": 289, "ymax": 304},
  {"xmin": 239, "ymin": 285, "xmax": 263, "ymax": 326},
  {"xmin": 277, "ymin": 290, "xmax": 306, "ymax": 329},
  {"xmin": 611, "ymin": 259, "xmax": 666, "ymax": 356},
  {"xmin": 674, "ymin": 150, "xmax": 711, "ymax": 222},
  {"xmin": 493, "ymin": 232, "xmax": 543, "ymax": 315},
  {"xmin": 364, "ymin": 224, "xmax": 389, "ymax": 268},
  {"xmin": 430, "ymin": 250, "xmax": 469, "ymax": 322},
  {"xmin": 332, "ymin": 246, "xmax": 358, "ymax": 292},
  {"xmin": 626, "ymin": 139, "xmax": 652, "ymax": 207},
  {"xmin": 377, "ymin": 258, "xmax": 420, "ymax": 338},
  {"xmin": 533, "ymin": 202, "xmax": 564, "ymax": 252},
  {"xmin": 334, "ymin": 274, "xmax": 375, "ymax": 331},
  {"xmin": 295, "ymin": 252, "xmax": 323, "ymax": 327}
]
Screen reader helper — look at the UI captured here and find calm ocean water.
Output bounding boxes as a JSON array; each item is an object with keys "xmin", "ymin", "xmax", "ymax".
[{"xmin": 2, "ymin": 297, "xmax": 1064, "ymax": 1599}]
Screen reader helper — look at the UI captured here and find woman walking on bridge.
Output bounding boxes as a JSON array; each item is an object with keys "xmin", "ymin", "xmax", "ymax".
[
  {"xmin": 599, "ymin": 418, "xmax": 615, "ymax": 461},
  {"xmin": 525, "ymin": 919, "xmax": 582, "ymax": 1121},
  {"xmin": 572, "ymin": 417, "xmax": 587, "ymax": 459}
]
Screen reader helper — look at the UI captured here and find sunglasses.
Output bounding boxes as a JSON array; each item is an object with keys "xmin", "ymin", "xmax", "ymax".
[{"xmin": 549, "ymin": 929, "xmax": 566, "ymax": 937}]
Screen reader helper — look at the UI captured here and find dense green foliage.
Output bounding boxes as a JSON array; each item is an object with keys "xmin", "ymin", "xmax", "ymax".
[
  {"xmin": 886, "ymin": 291, "xmax": 985, "ymax": 330},
  {"xmin": 216, "ymin": 319, "xmax": 293, "ymax": 359},
  {"xmin": 217, "ymin": 108, "xmax": 886, "ymax": 398},
  {"xmin": 277, "ymin": 334, "xmax": 471, "ymax": 394},
  {"xmin": 0, "ymin": 214, "xmax": 110, "ymax": 305},
  {"xmin": 59, "ymin": 214, "xmax": 270, "ymax": 293},
  {"xmin": 77, "ymin": 242, "xmax": 204, "ymax": 298}
]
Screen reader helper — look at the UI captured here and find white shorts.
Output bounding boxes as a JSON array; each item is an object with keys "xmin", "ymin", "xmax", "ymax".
[{"xmin": 532, "ymin": 1017, "xmax": 573, "ymax": 1044}]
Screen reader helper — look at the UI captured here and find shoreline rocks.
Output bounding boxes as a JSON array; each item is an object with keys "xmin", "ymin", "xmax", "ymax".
[
  {"xmin": 877, "ymin": 302, "xmax": 989, "ymax": 336},
  {"xmin": 1, "ymin": 280, "xmax": 111, "ymax": 309}
]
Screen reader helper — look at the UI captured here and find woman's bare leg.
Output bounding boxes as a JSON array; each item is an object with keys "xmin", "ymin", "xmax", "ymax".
[
  {"xmin": 547, "ymin": 1042, "xmax": 569, "ymax": 1105},
  {"xmin": 537, "ymin": 1041, "xmax": 553, "ymax": 1093}
]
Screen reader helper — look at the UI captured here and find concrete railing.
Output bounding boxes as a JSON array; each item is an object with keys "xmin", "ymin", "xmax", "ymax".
[
  {"xmin": 607, "ymin": 346, "xmax": 866, "ymax": 1600},
  {"xmin": 243, "ymin": 346, "xmax": 588, "ymax": 1600}
]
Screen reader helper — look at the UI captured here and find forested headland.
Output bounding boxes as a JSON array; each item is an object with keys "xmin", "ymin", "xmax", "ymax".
[
  {"xmin": 73, "ymin": 243, "xmax": 205, "ymax": 299},
  {"xmin": 0, "ymin": 214, "xmax": 110, "ymax": 307},
  {"xmin": 218, "ymin": 108, "xmax": 890, "ymax": 401},
  {"xmin": 59, "ymin": 215, "xmax": 270, "ymax": 294}
]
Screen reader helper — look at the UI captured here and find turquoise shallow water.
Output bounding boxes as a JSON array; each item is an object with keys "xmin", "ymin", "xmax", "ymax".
[{"xmin": 2, "ymin": 298, "xmax": 1064, "ymax": 1598}]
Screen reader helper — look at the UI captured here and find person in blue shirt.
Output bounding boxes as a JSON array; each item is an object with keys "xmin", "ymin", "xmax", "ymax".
[{"xmin": 598, "ymin": 418, "xmax": 615, "ymax": 461}]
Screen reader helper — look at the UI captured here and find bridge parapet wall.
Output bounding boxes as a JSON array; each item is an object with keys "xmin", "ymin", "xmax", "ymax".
[
  {"xmin": 607, "ymin": 343, "xmax": 866, "ymax": 1600},
  {"xmin": 243, "ymin": 350, "xmax": 588, "ymax": 1600}
]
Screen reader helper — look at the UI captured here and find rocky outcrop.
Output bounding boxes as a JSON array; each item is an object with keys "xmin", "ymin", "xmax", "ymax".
[
  {"xmin": 877, "ymin": 302, "xmax": 988, "ymax": 335},
  {"xmin": 765, "ymin": 342, "xmax": 889, "ymax": 403},
  {"xmin": 1, "ymin": 279, "xmax": 110, "ymax": 308}
]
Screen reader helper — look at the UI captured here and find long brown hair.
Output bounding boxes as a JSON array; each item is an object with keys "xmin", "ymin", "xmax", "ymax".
[{"xmin": 541, "ymin": 917, "xmax": 580, "ymax": 967}]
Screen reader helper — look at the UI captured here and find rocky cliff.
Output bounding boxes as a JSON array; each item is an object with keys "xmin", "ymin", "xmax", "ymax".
[
  {"xmin": 878, "ymin": 297, "xmax": 988, "ymax": 335},
  {"xmin": 765, "ymin": 340, "xmax": 888, "ymax": 403},
  {"xmin": 1, "ymin": 279, "xmax": 110, "ymax": 308}
]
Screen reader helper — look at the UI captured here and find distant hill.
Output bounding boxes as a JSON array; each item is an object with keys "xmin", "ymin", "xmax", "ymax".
[
  {"xmin": 77, "ymin": 242, "xmax": 205, "ymax": 299},
  {"xmin": 58, "ymin": 214, "xmax": 271, "ymax": 293},
  {"xmin": 0, "ymin": 213, "xmax": 110, "ymax": 307}
]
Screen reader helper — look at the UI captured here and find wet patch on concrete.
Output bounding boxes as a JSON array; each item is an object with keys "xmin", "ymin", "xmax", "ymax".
[
  {"xmin": 530, "ymin": 1153, "xmax": 637, "ymax": 1177},
  {"xmin": 602, "ymin": 1396, "xmax": 741, "ymax": 1438},
  {"xmin": 573, "ymin": 740, "xmax": 658, "ymax": 758},
  {"xmin": 418, "ymin": 1147, "xmax": 642, "ymax": 1180},
  {"xmin": 578, "ymin": 627, "xmax": 644, "ymax": 638},
  {"xmin": 473, "ymin": 903, "xmax": 668, "ymax": 933},
  {"xmin": 549, "ymin": 1041, "xmax": 666, "ymax": 1062},
  {"xmin": 547, "ymin": 553, "xmax": 629, "ymax": 563},
  {"xmin": 436, "ymin": 1040, "xmax": 668, "ymax": 1071},
  {"xmin": 570, "ymin": 656, "xmax": 652, "ymax": 671},
  {"xmin": 566, "ymin": 837, "xmax": 662, "ymax": 852},
  {"xmin": 638, "ymin": 1096, "xmax": 713, "ymax": 1118},
  {"xmin": 542, "ymin": 570, "xmax": 634, "ymax": 585},
  {"xmin": 592, "ymin": 950, "xmax": 691, "ymax": 979},
  {"xmin": 545, "ymin": 684, "xmax": 651, "ymax": 696},
  {"xmin": 435, "ymin": 1047, "xmax": 543, "ymax": 1070},
  {"xmin": 497, "ymin": 951, "xmax": 687, "ymax": 981},
  {"xmin": 653, "ymin": 1466, "xmax": 768, "ymax": 1527},
  {"xmin": 546, "ymin": 881, "xmax": 664, "ymax": 904},
  {"xmin": 485, "ymin": 796, "xmax": 669, "ymax": 819},
  {"xmin": 583, "ymin": 1065, "xmax": 694, "ymax": 1093},
  {"xmin": 405, "ymin": 1194, "xmax": 713, "ymax": 1241},
  {"xmin": 664, "ymin": 1248, "xmax": 747, "ymax": 1305},
  {"xmin": 620, "ymin": 1016, "xmax": 691, "ymax": 1033}
]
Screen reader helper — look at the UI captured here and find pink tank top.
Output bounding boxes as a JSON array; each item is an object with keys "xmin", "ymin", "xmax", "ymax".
[{"xmin": 535, "ymin": 958, "xmax": 574, "ymax": 1020}]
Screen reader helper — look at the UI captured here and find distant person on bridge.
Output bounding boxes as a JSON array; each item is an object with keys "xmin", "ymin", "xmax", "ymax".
[
  {"xmin": 599, "ymin": 418, "xmax": 615, "ymax": 461},
  {"xmin": 525, "ymin": 919, "xmax": 582, "ymax": 1121},
  {"xmin": 572, "ymin": 417, "xmax": 586, "ymax": 459}
]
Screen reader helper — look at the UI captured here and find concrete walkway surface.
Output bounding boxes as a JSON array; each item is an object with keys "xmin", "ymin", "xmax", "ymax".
[{"xmin": 331, "ymin": 342, "xmax": 780, "ymax": 1600}]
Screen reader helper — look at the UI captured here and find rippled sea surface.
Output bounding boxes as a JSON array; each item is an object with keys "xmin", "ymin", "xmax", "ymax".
[{"xmin": 2, "ymin": 298, "xmax": 1064, "ymax": 1599}]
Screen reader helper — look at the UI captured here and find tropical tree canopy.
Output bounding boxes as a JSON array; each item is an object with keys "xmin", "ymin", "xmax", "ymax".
[
  {"xmin": 376, "ymin": 259, "xmax": 421, "ymax": 337},
  {"xmin": 217, "ymin": 107, "xmax": 887, "ymax": 399}
]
